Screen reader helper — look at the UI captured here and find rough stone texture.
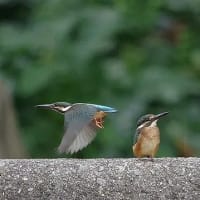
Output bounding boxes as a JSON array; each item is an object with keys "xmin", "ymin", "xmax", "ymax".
[{"xmin": 0, "ymin": 158, "xmax": 199, "ymax": 200}]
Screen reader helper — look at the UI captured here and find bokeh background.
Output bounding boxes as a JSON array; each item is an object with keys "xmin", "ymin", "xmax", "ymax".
[{"xmin": 0, "ymin": 0, "xmax": 200, "ymax": 158}]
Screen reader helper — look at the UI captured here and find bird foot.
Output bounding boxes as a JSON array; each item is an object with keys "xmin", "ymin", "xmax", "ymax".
[
  {"xmin": 147, "ymin": 156, "xmax": 154, "ymax": 162},
  {"xmin": 95, "ymin": 118, "xmax": 104, "ymax": 128}
]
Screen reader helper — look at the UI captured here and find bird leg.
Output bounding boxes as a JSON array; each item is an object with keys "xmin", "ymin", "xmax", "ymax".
[
  {"xmin": 94, "ymin": 117, "xmax": 104, "ymax": 128},
  {"xmin": 147, "ymin": 155, "xmax": 154, "ymax": 162},
  {"xmin": 94, "ymin": 111, "xmax": 106, "ymax": 129}
]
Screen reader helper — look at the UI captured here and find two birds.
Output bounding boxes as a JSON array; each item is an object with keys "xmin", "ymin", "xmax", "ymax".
[{"xmin": 36, "ymin": 102, "xmax": 168, "ymax": 158}]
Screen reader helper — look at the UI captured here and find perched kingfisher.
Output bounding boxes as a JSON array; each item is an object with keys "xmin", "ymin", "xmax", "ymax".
[
  {"xmin": 36, "ymin": 102, "xmax": 117, "ymax": 154},
  {"xmin": 133, "ymin": 112, "xmax": 168, "ymax": 158}
]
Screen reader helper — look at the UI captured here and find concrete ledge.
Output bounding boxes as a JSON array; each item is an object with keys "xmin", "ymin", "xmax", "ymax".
[{"xmin": 0, "ymin": 158, "xmax": 199, "ymax": 199}]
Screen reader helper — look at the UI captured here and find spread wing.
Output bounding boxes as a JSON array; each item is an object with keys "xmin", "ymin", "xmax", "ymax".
[
  {"xmin": 67, "ymin": 120, "xmax": 98, "ymax": 154},
  {"xmin": 58, "ymin": 104, "xmax": 97, "ymax": 154}
]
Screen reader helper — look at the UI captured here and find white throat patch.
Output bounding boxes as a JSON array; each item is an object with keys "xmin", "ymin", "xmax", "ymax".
[
  {"xmin": 137, "ymin": 120, "xmax": 158, "ymax": 130},
  {"xmin": 149, "ymin": 120, "xmax": 157, "ymax": 127}
]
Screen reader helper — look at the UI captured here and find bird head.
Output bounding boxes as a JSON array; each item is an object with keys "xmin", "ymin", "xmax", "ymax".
[
  {"xmin": 35, "ymin": 102, "xmax": 71, "ymax": 114},
  {"xmin": 136, "ymin": 112, "xmax": 169, "ymax": 130}
]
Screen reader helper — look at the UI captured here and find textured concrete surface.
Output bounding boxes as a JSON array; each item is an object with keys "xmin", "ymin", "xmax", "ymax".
[{"xmin": 0, "ymin": 158, "xmax": 199, "ymax": 200}]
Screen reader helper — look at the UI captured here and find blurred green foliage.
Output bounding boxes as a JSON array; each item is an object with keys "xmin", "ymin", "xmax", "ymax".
[{"xmin": 0, "ymin": 0, "xmax": 200, "ymax": 158}]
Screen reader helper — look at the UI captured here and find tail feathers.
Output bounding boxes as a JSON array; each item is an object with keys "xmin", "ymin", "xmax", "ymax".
[{"xmin": 90, "ymin": 104, "xmax": 118, "ymax": 113}]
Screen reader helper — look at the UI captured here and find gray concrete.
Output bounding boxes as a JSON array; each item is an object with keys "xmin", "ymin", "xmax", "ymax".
[{"xmin": 0, "ymin": 158, "xmax": 199, "ymax": 200}]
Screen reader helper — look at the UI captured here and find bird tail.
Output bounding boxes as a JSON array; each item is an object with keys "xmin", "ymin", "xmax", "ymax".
[{"xmin": 92, "ymin": 104, "xmax": 118, "ymax": 113}]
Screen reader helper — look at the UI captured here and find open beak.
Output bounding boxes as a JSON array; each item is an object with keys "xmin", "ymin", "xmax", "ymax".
[
  {"xmin": 35, "ymin": 104, "xmax": 53, "ymax": 109},
  {"xmin": 152, "ymin": 112, "xmax": 169, "ymax": 121}
]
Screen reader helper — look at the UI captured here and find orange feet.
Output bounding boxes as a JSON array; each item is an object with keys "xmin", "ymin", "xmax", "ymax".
[{"xmin": 94, "ymin": 117, "xmax": 104, "ymax": 128}]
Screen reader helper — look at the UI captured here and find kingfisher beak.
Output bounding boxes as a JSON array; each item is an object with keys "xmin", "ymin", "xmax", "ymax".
[
  {"xmin": 152, "ymin": 112, "xmax": 169, "ymax": 121},
  {"xmin": 35, "ymin": 104, "xmax": 54, "ymax": 109}
]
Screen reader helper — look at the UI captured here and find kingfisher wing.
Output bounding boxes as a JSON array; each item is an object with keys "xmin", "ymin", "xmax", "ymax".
[
  {"xmin": 58, "ymin": 104, "xmax": 97, "ymax": 154},
  {"xmin": 67, "ymin": 120, "xmax": 98, "ymax": 154},
  {"xmin": 134, "ymin": 129, "xmax": 140, "ymax": 145}
]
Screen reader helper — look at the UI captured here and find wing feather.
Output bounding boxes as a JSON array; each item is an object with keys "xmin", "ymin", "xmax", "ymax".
[
  {"xmin": 58, "ymin": 104, "xmax": 97, "ymax": 153},
  {"xmin": 67, "ymin": 121, "xmax": 97, "ymax": 154},
  {"xmin": 134, "ymin": 129, "xmax": 140, "ymax": 145}
]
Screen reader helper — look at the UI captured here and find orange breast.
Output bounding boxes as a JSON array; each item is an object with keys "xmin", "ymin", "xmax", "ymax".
[
  {"xmin": 94, "ymin": 111, "xmax": 107, "ymax": 119},
  {"xmin": 133, "ymin": 127, "xmax": 160, "ymax": 158}
]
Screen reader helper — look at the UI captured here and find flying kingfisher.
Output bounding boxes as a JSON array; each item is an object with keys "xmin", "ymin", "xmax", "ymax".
[
  {"xmin": 36, "ymin": 102, "xmax": 117, "ymax": 154},
  {"xmin": 133, "ymin": 112, "xmax": 168, "ymax": 158}
]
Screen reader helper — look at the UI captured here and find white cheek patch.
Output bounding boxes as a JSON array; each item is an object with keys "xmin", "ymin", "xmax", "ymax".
[
  {"xmin": 137, "ymin": 123, "xmax": 146, "ymax": 130},
  {"xmin": 61, "ymin": 106, "xmax": 71, "ymax": 112},
  {"xmin": 54, "ymin": 106, "xmax": 71, "ymax": 112},
  {"xmin": 136, "ymin": 120, "xmax": 158, "ymax": 130}
]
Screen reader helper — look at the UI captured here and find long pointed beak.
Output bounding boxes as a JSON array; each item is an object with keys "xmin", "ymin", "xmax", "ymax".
[
  {"xmin": 152, "ymin": 112, "xmax": 169, "ymax": 121},
  {"xmin": 35, "ymin": 104, "xmax": 53, "ymax": 109}
]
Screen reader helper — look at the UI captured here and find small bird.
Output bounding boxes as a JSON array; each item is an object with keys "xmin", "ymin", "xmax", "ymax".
[
  {"xmin": 133, "ymin": 112, "xmax": 168, "ymax": 158},
  {"xmin": 36, "ymin": 102, "xmax": 117, "ymax": 154}
]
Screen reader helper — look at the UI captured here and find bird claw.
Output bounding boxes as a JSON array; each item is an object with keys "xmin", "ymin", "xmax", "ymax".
[{"xmin": 95, "ymin": 118, "xmax": 104, "ymax": 128}]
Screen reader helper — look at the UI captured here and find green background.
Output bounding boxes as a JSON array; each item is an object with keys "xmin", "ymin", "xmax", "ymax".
[{"xmin": 0, "ymin": 0, "xmax": 200, "ymax": 158}]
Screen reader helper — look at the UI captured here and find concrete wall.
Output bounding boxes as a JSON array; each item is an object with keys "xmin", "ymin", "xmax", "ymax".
[{"xmin": 0, "ymin": 158, "xmax": 199, "ymax": 199}]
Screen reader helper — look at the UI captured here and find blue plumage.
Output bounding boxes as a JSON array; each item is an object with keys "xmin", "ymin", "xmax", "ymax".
[
  {"xmin": 88, "ymin": 104, "xmax": 118, "ymax": 113},
  {"xmin": 36, "ymin": 101, "xmax": 118, "ymax": 154}
]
